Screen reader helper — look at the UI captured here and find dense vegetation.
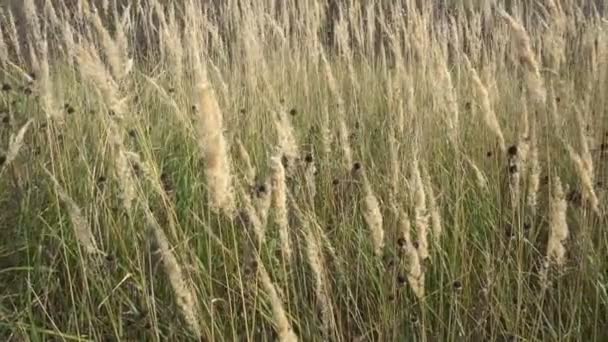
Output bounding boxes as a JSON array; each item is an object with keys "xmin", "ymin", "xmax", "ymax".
[{"xmin": 1, "ymin": 0, "xmax": 607, "ymax": 341}]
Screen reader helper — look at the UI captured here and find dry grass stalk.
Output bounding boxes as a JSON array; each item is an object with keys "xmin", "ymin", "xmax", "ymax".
[
  {"xmin": 271, "ymin": 154, "xmax": 292, "ymax": 261},
  {"xmin": 304, "ymin": 222, "xmax": 335, "ymax": 337},
  {"xmin": 61, "ymin": 21, "xmax": 76, "ymax": 66},
  {"xmin": 196, "ymin": 81, "xmax": 235, "ymax": 216},
  {"xmin": 46, "ymin": 171, "xmax": 101, "ymax": 255},
  {"xmin": 388, "ymin": 128, "xmax": 400, "ymax": 198},
  {"xmin": 239, "ymin": 185, "xmax": 265, "ymax": 246},
  {"xmin": 23, "ymin": 0, "xmax": 42, "ymax": 50},
  {"xmin": 321, "ymin": 107, "xmax": 332, "ymax": 157},
  {"xmin": 321, "ymin": 50, "xmax": 352, "ymax": 170},
  {"xmin": 527, "ymin": 115, "xmax": 541, "ymax": 214},
  {"xmin": 107, "ymin": 120, "xmax": 137, "ymax": 212},
  {"xmin": 338, "ymin": 119, "xmax": 353, "ymax": 171},
  {"xmin": 399, "ymin": 210, "xmax": 425, "ymax": 299},
  {"xmin": 144, "ymin": 207, "xmax": 201, "ymax": 339},
  {"xmin": 438, "ymin": 57, "xmax": 459, "ymax": 145},
  {"xmin": 274, "ymin": 109, "xmax": 299, "ymax": 174},
  {"xmin": 546, "ymin": 176, "xmax": 568, "ymax": 266},
  {"xmin": 0, "ymin": 15, "xmax": 7, "ymax": 66},
  {"xmin": 236, "ymin": 139, "xmax": 256, "ymax": 187},
  {"xmin": 38, "ymin": 39, "xmax": 62, "ymax": 122},
  {"xmin": 304, "ymin": 157, "xmax": 317, "ymax": 201},
  {"xmin": 155, "ymin": 2, "xmax": 184, "ymax": 81},
  {"xmin": 499, "ymin": 10, "xmax": 547, "ymax": 106},
  {"xmin": 543, "ymin": 0, "xmax": 567, "ymax": 70},
  {"xmin": 464, "ymin": 155, "xmax": 489, "ymax": 190},
  {"xmin": 257, "ymin": 259, "xmax": 299, "ymax": 342},
  {"xmin": 75, "ymin": 44, "xmax": 126, "ymax": 116},
  {"xmin": 566, "ymin": 144, "xmax": 600, "ymax": 215},
  {"xmin": 5, "ymin": 11, "xmax": 22, "ymax": 63},
  {"xmin": 1, "ymin": 120, "xmax": 33, "ymax": 174},
  {"xmin": 422, "ymin": 166, "xmax": 442, "ymax": 241},
  {"xmin": 575, "ymin": 108, "xmax": 594, "ymax": 178},
  {"xmin": 411, "ymin": 159, "xmax": 430, "ymax": 260},
  {"xmin": 357, "ymin": 169, "xmax": 385, "ymax": 256},
  {"xmin": 254, "ymin": 179, "xmax": 272, "ymax": 229},
  {"xmin": 43, "ymin": 0, "xmax": 60, "ymax": 28},
  {"xmin": 510, "ymin": 103, "xmax": 532, "ymax": 208},
  {"xmin": 90, "ymin": 10, "xmax": 129, "ymax": 82},
  {"xmin": 464, "ymin": 56, "xmax": 506, "ymax": 153}
]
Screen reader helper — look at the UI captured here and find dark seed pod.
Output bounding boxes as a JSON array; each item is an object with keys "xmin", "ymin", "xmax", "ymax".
[{"xmin": 453, "ymin": 280, "xmax": 463, "ymax": 291}]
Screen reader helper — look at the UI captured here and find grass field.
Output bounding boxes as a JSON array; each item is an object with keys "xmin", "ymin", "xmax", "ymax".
[{"xmin": 1, "ymin": 0, "xmax": 608, "ymax": 341}]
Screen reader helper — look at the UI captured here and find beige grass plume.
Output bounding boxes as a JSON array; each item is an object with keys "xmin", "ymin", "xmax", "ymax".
[
  {"xmin": 89, "ymin": 8, "xmax": 130, "ymax": 82},
  {"xmin": 107, "ymin": 119, "xmax": 137, "ymax": 212},
  {"xmin": 575, "ymin": 108, "xmax": 594, "ymax": 178},
  {"xmin": 499, "ymin": 10, "xmax": 547, "ymax": 106},
  {"xmin": 355, "ymin": 167, "xmax": 385, "ymax": 256},
  {"xmin": 196, "ymin": 80, "xmax": 235, "ymax": 216},
  {"xmin": 399, "ymin": 210, "xmax": 425, "ymax": 299},
  {"xmin": 0, "ymin": 14, "xmax": 7, "ymax": 66},
  {"xmin": 438, "ymin": 56, "xmax": 459, "ymax": 145},
  {"xmin": 411, "ymin": 158, "xmax": 430, "ymax": 260},
  {"xmin": 257, "ymin": 259, "xmax": 298, "ymax": 342},
  {"xmin": 75, "ymin": 43, "xmax": 126, "ymax": 116},
  {"xmin": 45, "ymin": 170, "xmax": 102, "ymax": 256},
  {"xmin": 566, "ymin": 144, "xmax": 600, "ymax": 215},
  {"xmin": 238, "ymin": 185, "xmax": 265, "ymax": 247},
  {"xmin": 527, "ymin": 114, "xmax": 541, "ymax": 214},
  {"xmin": 271, "ymin": 154, "xmax": 292, "ymax": 261},
  {"xmin": 253, "ymin": 178, "xmax": 272, "ymax": 230},
  {"xmin": 236, "ymin": 139, "xmax": 256, "ymax": 187},
  {"xmin": 274, "ymin": 108, "xmax": 300, "ymax": 174},
  {"xmin": 464, "ymin": 56, "xmax": 506, "ymax": 153},
  {"xmin": 1, "ymin": 120, "xmax": 33, "ymax": 174},
  {"xmin": 546, "ymin": 176, "xmax": 568, "ymax": 266},
  {"xmin": 144, "ymin": 207, "xmax": 202, "ymax": 338},
  {"xmin": 303, "ymin": 153, "xmax": 318, "ymax": 201},
  {"xmin": 422, "ymin": 166, "xmax": 442, "ymax": 241},
  {"xmin": 304, "ymin": 221, "xmax": 335, "ymax": 337},
  {"xmin": 321, "ymin": 50, "xmax": 352, "ymax": 169},
  {"xmin": 510, "ymin": 102, "xmax": 532, "ymax": 208}
]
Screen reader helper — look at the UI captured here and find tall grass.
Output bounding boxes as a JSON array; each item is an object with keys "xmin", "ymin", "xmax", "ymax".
[{"xmin": 0, "ymin": 0, "xmax": 607, "ymax": 341}]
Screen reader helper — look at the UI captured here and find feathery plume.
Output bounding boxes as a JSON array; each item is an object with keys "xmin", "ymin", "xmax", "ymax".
[
  {"xmin": 2, "ymin": 120, "xmax": 32, "ymax": 171},
  {"xmin": 546, "ymin": 176, "xmax": 568, "ymax": 266},
  {"xmin": 145, "ymin": 207, "xmax": 201, "ymax": 338},
  {"xmin": 399, "ymin": 210, "xmax": 425, "ymax": 299},
  {"xmin": 355, "ymin": 168, "xmax": 385, "ymax": 256},
  {"xmin": 257, "ymin": 260, "xmax": 298, "ymax": 342},
  {"xmin": 464, "ymin": 56, "xmax": 506, "ymax": 153},
  {"xmin": 274, "ymin": 109, "xmax": 299, "ymax": 174},
  {"xmin": 566, "ymin": 144, "xmax": 600, "ymax": 215},
  {"xmin": 254, "ymin": 179, "xmax": 272, "ymax": 229},
  {"xmin": 239, "ymin": 185, "xmax": 264, "ymax": 246},
  {"xmin": 46, "ymin": 171, "xmax": 102, "ymax": 255},
  {"xmin": 196, "ymin": 80, "xmax": 235, "ymax": 215},
  {"xmin": 527, "ymin": 115, "xmax": 541, "ymax": 214},
  {"xmin": 499, "ymin": 10, "xmax": 547, "ymax": 106},
  {"xmin": 422, "ymin": 166, "xmax": 442, "ymax": 241},
  {"xmin": 271, "ymin": 154, "xmax": 292, "ymax": 261},
  {"xmin": 236, "ymin": 139, "xmax": 256, "ymax": 187},
  {"xmin": 304, "ymin": 222, "xmax": 335, "ymax": 337},
  {"xmin": 411, "ymin": 159, "xmax": 430, "ymax": 260}
]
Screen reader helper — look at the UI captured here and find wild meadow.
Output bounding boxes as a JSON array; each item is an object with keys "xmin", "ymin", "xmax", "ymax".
[{"xmin": 0, "ymin": 0, "xmax": 607, "ymax": 341}]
